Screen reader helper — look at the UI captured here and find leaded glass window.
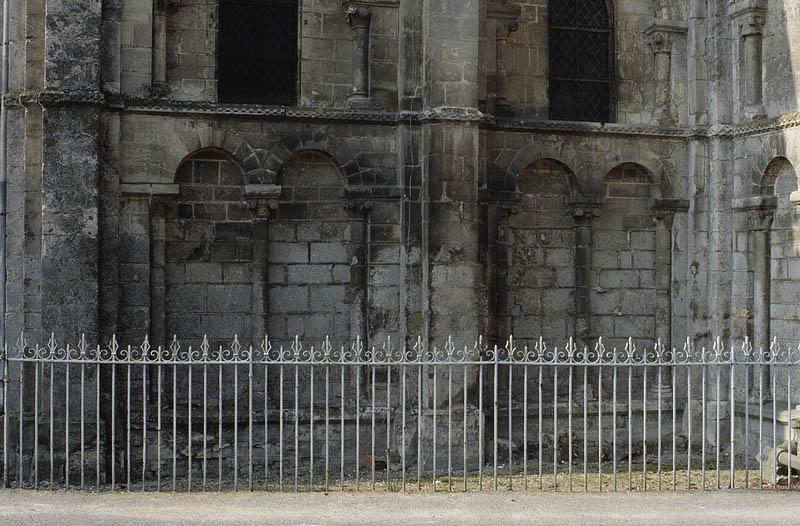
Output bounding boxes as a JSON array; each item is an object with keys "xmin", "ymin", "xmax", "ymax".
[
  {"xmin": 548, "ymin": 0, "xmax": 614, "ymax": 122},
  {"xmin": 218, "ymin": 0, "xmax": 299, "ymax": 105}
]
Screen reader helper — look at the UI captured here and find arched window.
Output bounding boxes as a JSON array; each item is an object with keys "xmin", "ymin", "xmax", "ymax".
[
  {"xmin": 218, "ymin": 0, "xmax": 299, "ymax": 105},
  {"xmin": 548, "ymin": 0, "xmax": 614, "ymax": 123}
]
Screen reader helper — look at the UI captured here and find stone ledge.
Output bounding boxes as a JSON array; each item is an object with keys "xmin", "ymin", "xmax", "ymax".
[
  {"xmin": 732, "ymin": 195, "xmax": 778, "ymax": 211},
  {"xmin": 120, "ymin": 183, "xmax": 179, "ymax": 196}
]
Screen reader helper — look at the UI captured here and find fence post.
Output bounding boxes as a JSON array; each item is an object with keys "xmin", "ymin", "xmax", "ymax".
[{"xmin": 3, "ymin": 341, "xmax": 7, "ymax": 488}]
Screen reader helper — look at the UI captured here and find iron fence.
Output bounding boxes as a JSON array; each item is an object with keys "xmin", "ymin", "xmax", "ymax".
[{"xmin": 1, "ymin": 334, "xmax": 799, "ymax": 492}]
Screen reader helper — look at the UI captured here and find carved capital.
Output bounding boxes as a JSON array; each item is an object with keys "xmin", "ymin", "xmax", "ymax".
[
  {"xmin": 343, "ymin": 2, "xmax": 371, "ymax": 28},
  {"xmin": 496, "ymin": 19, "xmax": 519, "ymax": 40},
  {"xmin": 648, "ymin": 30, "xmax": 673, "ymax": 54},
  {"xmin": 749, "ymin": 207, "xmax": 775, "ymax": 231},
  {"xmin": 343, "ymin": 199, "xmax": 373, "ymax": 215},
  {"xmin": 568, "ymin": 195, "xmax": 604, "ymax": 221},
  {"xmin": 738, "ymin": 13, "xmax": 766, "ymax": 36},
  {"xmin": 244, "ymin": 184, "xmax": 281, "ymax": 220}
]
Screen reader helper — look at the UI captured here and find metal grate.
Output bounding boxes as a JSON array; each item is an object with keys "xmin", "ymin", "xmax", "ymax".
[
  {"xmin": 218, "ymin": 0, "xmax": 299, "ymax": 105},
  {"xmin": 1, "ymin": 333, "xmax": 798, "ymax": 492},
  {"xmin": 549, "ymin": 0, "xmax": 614, "ymax": 122}
]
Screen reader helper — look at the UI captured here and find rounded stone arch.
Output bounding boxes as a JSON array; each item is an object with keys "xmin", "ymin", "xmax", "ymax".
[
  {"xmin": 276, "ymin": 148, "xmax": 347, "ymax": 189},
  {"xmin": 760, "ymin": 156, "xmax": 797, "ymax": 197},
  {"xmin": 495, "ymin": 143, "xmax": 582, "ymax": 193},
  {"xmin": 737, "ymin": 133, "xmax": 800, "ymax": 198},
  {"xmin": 262, "ymin": 133, "xmax": 359, "ymax": 187},
  {"xmin": 598, "ymin": 158, "xmax": 672, "ymax": 199},
  {"xmin": 160, "ymin": 125, "xmax": 259, "ymax": 184},
  {"xmin": 517, "ymin": 158, "xmax": 579, "ymax": 196},
  {"xmin": 602, "ymin": 162, "xmax": 664, "ymax": 198}
]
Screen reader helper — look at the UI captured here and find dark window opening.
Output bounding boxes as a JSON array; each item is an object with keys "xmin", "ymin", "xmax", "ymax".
[
  {"xmin": 218, "ymin": 0, "xmax": 298, "ymax": 105},
  {"xmin": 548, "ymin": 0, "xmax": 614, "ymax": 123}
]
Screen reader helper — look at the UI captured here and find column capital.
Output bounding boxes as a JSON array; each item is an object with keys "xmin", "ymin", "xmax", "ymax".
[
  {"xmin": 343, "ymin": 1, "xmax": 372, "ymax": 28},
  {"xmin": 488, "ymin": 0, "xmax": 521, "ymax": 40},
  {"xmin": 568, "ymin": 194, "xmax": 603, "ymax": 221},
  {"xmin": 733, "ymin": 195, "xmax": 776, "ymax": 230},
  {"xmin": 728, "ymin": 1, "xmax": 767, "ymax": 35},
  {"xmin": 647, "ymin": 30, "xmax": 673, "ymax": 54},
  {"xmin": 244, "ymin": 184, "xmax": 281, "ymax": 219}
]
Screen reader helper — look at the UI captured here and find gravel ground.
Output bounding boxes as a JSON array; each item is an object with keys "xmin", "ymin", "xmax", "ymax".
[{"xmin": 1, "ymin": 489, "xmax": 800, "ymax": 525}]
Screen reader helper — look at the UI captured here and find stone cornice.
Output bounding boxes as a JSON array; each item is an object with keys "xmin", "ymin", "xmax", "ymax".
[
  {"xmin": 643, "ymin": 18, "xmax": 688, "ymax": 35},
  {"xmin": 10, "ymin": 90, "xmax": 800, "ymax": 142}
]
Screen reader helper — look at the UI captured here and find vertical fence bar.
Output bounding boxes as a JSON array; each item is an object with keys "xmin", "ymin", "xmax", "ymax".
[
  {"xmin": 643, "ymin": 361, "xmax": 647, "ymax": 491},
  {"xmin": 538, "ymin": 362, "xmax": 542, "ymax": 492},
  {"xmin": 292, "ymin": 358, "xmax": 297, "ymax": 492},
  {"xmin": 156, "ymin": 354, "xmax": 162, "ymax": 492},
  {"xmin": 96, "ymin": 359, "xmax": 100, "ymax": 489},
  {"xmin": 772, "ymin": 362, "xmax": 777, "ymax": 489},
  {"xmin": 627, "ymin": 363, "xmax": 632, "ymax": 491},
  {"xmin": 567, "ymin": 364, "xmax": 572, "ymax": 492},
  {"xmin": 310, "ymin": 364, "xmax": 314, "ymax": 491},
  {"xmin": 278, "ymin": 361, "xmax": 283, "ymax": 491},
  {"xmin": 142, "ymin": 359, "xmax": 147, "ymax": 491},
  {"xmin": 203, "ymin": 355, "xmax": 208, "ymax": 492},
  {"xmin": 493, "ymin": 346, "xmax": 498, "ymax": 491},
  {"xmin": 340, "ymin": 358, "xmax": 345, "ymax": 490},
  {"xmin": 449, "ymin": 362, "xmax": 453, "ymax": 492},
  {"xmin": 249, "ymin": 349, "xmax": 253, "ymax": 492},
  {"xmin": 671, "ymin": 359, "xmax": 676, "ymax": 491},
  {"xmin": 744, "ymin": 357, "xmax": 750, "ymax": 489},
  {"xmin": 613, "ymin": 362, "xmax": 618, "ymax": 491},
  {"xmin": 657, "ymin": 363, "xmax": 662, "ymax": 491},
  {"xmin": 463, "ymin": 360, "xmax": 467, "ymax": 492},
  {"xmin": 172, "ymin": 357, "xmax": 176, "ymax": 492},
  {"xmin": 787, "ymin": 366, "xmax": 792, "ymax": 490},
  {"xmin": 584, "ymin": 363, "xmax": 588, "ymax": 492},
  {"xmin": 686, "ymin": 362, "xmax": 691, "ymax": 490},
  {"xmin": 64, "ymin": 361, "xmax": 69, "ymax": 488},
  {"xmin": 715, "ymin": 360, "xmax": 721, "ymax": 490},
  {"xmin": 506, "ymin": 358, "xmax": 511, "ymax": 491},
  {"xmin": 730, "ymin": 361, "xmax": 735, "ymax": 489},
  {"xmin": 598, "ymin": 365, "xmax": 603, "ymax": 492},
  {"xmin": 188, "ymin": 361, "xmax": 192, "ymax": 491},
  {"xmin": 2, "ymin": 346, "xmax": 7, "ymax": 489},
  {"xmin": 371, "ymin": 360, "xmax": 375, "ymax": 491},
  {"xmin": 34, "ymin": 360, "xmax": 39, "ymax": 488},
  {"xmin": 402, "ymin": 358, "xmax": 407, "ymax": 492},
  {"xmin": 356, "ymin": 362, "xmax": 360, "ymax": 491},
  {"xmin": 418, "ymin": 356, "xmax": 422, "ymax": 491},
  {"xmin": 110, "ymin": 359, "xmax": 115, "ymax": 491},
  {"xmin": 479, "ymin": 355, "xmax": 484, "ymax": 491},
  {"xmin": 50, "ymin": 360, "xmax": 54, "ymax": 489},
  {"xmin": 219, "ymin": 359, "xmax": 223, "ymax": 491},
  {"xmin": 523, "ymin": 362, "xmax": 528, "ymax": 491},
  {"xmin": 264, "ymin": 360, "xmax": 269, "ymax": 491},
  {"xmin": 127, "ymin": 354, "xmax": 131, "ymax": 492},
  {"xmin": 553, "ymin": 364, "xmax": 558, "ymax": 491},
  {"xmin": 386, "ymin": 361, "xmax": 391, "ymax": 492},
  {"xmin": 433, "ymin": 359, "xmax": 438, "ymax": 491},
  {"xmin": 79, "ymin": 359, "xmax": 84, "ymax": 490},
  {"xmin": 701, "ymin": 360, "xmax": 706, "ymax": 490},
  {"xmin": 325, "ymin": 362, "xmax": 329, "ymax": 493},
  {"xmin": 759, "ymin": 356, "xmax": 764, "ymax": 490},
  {"xmin": 236, "ymin": 353, "xmax": 241, "ymax": 492}
]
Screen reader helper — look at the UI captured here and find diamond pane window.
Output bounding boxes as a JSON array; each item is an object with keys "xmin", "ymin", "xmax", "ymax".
[
  {"xmin": 548, "ymin": 0, "xmax": 614, "ymax": 122},
  {"xmin": 218, "ymin": 0, "xmax": 299, "ymax": 105}
]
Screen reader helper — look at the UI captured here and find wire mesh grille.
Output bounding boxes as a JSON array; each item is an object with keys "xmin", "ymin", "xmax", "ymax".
[
  {"xmin": 218, "ymin": 0, "xmax": 299, "ymax": 105},
  {"xmin": 549, "ymin": 0, "xmax": 613, "ymax": 122}
]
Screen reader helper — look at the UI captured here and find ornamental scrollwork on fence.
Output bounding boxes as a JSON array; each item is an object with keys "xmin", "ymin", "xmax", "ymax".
[{"xmin": 4, "ymin": 333, "xmax": 800, "ymax": 366}]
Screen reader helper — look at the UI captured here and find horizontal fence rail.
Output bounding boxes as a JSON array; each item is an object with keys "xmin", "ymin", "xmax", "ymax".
[{"xmin": 1, "ymin": 334, "xmax": 800, "ymax": 492}]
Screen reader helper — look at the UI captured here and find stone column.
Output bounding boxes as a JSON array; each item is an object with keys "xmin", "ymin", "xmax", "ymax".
[
  {"xmin": 648, "ymin": 31, "xmax": 674, "ymax": 125},
  {"xmin": 343, "ymin": 2, "xmax": 372, "ymax": 108},
  {"xmin": 245, "ymin": 184, "xmax": 281, "ymax": 342},
  {"xmin": 644, "ymin": 21, "xmax": 688, "ymax": 126},
  {"xmin": 568, "ymin": 196, "xmax": 603, "ymax": 348},
  {"xmin": 730, "ymin": 3, "xmax": 767, "ymax": 120},
  {"xmin": 651, "ymin": 199, "xmax": 688, "ymax": 393},
  {"xmin": 482, "ymin": 192, "xmax": 520, "ymax": 346},
  {"xmin": 488, "ymin": 1, "xmax": 520, "ymax": 117},
  {"xmin": 751, "ymin": 205, "xmax": 774, "ymax": 370},
  {"xmin": 344, "ymin": 196, "xmax": 372, "ymax": 399},
  {"xmin": 148, "ymin": 196, "xmax": 169, "ymax": 351},
  {"xmin": 152, "ymin": 0, "xmax": 167, "ymax": 96}
]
